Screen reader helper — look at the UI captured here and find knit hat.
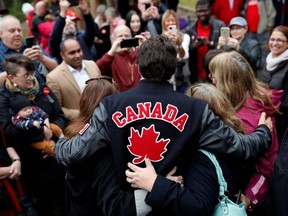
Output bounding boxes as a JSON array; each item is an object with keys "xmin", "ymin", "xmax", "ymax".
[
  {"xmin": 10, "ymin": 95, "xmax": 32, "ymax": 114},
  {"xmin": 229, "ymin": 17, "xmax": 247, "ymax": 27}
]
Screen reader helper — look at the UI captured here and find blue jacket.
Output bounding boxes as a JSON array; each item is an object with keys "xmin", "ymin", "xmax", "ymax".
[{"xmin": 0, "ymin": 40, "xmax": 48, "ymax": 83}]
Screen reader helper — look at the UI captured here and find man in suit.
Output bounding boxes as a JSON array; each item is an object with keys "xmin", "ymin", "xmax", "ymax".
[{"xmin": 46, "ymin": 39, "xmax": 100, "ymax": 121}]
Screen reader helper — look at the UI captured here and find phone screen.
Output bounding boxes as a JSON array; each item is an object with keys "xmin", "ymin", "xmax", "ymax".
[
  {"xmin": 120, "ymin": 38, "xmax": 139, "ymax": 48},
  {"xmin": 144, "ymin": 3, "xmax": 151, "ymax": 10},
  {"xmin": 25, "ymin": 36, "xmax": 36, "ymax": 48},
  {"xmin": 220, "ymin": 27, "xmax": 230, "ymax": 39}
]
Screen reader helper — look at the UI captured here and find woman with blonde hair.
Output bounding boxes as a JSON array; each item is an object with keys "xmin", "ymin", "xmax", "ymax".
[
  {"xmin": 161, "ymin": 9, "xmax": 190, "ymax": 93},
  {"xmin": 186, "ymin": 83, "xmax": 246, "ymax": 133},
  {"xmin": 209, "ymin": 51, "xmax": 282, "ymax": 213}
]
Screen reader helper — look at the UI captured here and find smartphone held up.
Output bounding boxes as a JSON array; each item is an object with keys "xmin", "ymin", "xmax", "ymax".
[
  {"xmin": 168, "ymin": 25, "xmax": 177, "ymax": 33},
  {"xmin": 220, "ymin": 27, "xmax": 230, "ymax": 39},
  {"xmin": 120, "ymin": 38, "xmax": 139, "ymax": 48},
  {"xmin": 25, "ymin": 36, "xmax": 37, "ymax": 48},
  {"xmin": 144, "ymin": 3, "xmax": 151, "ymax": 10},
  {"xmin": 67, "ymin": 0, "xmax": 79, "ymax": 7}
]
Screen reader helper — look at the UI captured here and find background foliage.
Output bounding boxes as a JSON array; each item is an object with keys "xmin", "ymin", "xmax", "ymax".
[{"xmin": 1, "ymin": 0, "xmax": 26, "ymax": 22}]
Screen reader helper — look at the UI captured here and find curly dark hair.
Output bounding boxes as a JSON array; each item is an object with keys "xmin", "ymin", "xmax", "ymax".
[{"xmin": 137, "ymin": 35, "xmax": 177, "ymax": 82}]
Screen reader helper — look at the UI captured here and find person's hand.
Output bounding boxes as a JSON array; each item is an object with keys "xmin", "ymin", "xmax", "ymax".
[
  {"xmin": 166, "ymin": 166, "xmax": 184, "ymax": 188},
  {"xmin": 33, "ymin": 121, "xmax": 41, "ymax": 129},
  {"xmin": 258, "ymin": 112, "xmax": 273, "ymax": 132},
  {"xmin": 227, "ymin": 37, "xmax": 240, "ymax": 50},
  {"xmin": 78, "ymin": 0, "xmax": 89, "ymax": 14},
  {"xmin": 108, "ymin": 37, "xmax": 128, "ymax": 57},
  {"xmin": 23, "ymin": 45, "xmax": 44, "ymax": 61},
  {"xmin": 201, "ymin": 37, "xmax": 211, "ymax": 46},
  {"xmin": 135, "ymin": 34, "xmax": 147, "ymax": 46},
  {"xmin": 23, "ymin": 46, "xmax": 39, "ymax": 61},
  {"xmin": 8, "ymin": 160, "xmax": 21, "ymax": 180},
  {"xmin": 240, "ymin": 193, "xmax": 251, "ymax": 210},
  {"xmin": 141, "ymin": 31, "xmax": 151, "ymax": 39},
  {"xmin": 217, "ymin": 36, "xmax": 227, "ymax": 49},
  {"xmin": 192, "ymin": 38, "xmax": 204, "ymax": 49},
  {"xmin": 150, "ymin": 6, "xmax": 160, "ymax": 20},
  {"xmin": 165, "ymin": 31, "xmax": 180, "ymax": 44},
  {"xmin": 59, "ymin": 0, "xmax": 70, "ymax": 18},
  {"xmin": 44, "ymin": 126, "xmax": 53, "ymax": 140},
  {"xmin": 44, "ymin": 119, "xmax": 50, "ymax": 129},
  {"xmin": 125, "ymin": 157, "xmax": 157, "ymax": 192},
  {"xmin": 32, "ymin": 45, "xmax": 44, "ymax": 62},
  {"xmin": 142, "ymin": 7, "xmax": 153, "ymax": 21},
  {"xmin": 94, "ymin": 37, "xmax": 103, "ymax": 44}
]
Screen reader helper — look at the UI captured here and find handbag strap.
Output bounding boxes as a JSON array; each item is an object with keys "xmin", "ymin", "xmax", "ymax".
[{"xmin": 198, "ymin": 149, "xmax": 227, "ymax": 197}]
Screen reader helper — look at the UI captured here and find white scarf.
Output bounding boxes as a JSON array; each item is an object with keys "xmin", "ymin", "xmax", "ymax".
[{"xmin": 266, "ymin": 49, "xmax": 288, "ymax": 71}]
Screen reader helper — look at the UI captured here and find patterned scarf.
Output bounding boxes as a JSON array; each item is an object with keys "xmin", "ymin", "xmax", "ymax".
[{"xmin": 5, "ymin": 78, "xmax": 40, "ymax": 101}]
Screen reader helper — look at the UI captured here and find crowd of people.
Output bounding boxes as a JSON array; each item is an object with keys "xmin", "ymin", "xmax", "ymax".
[{"xmin": 0, "ymin": 0, "xmax": 288, "ymax": 215}]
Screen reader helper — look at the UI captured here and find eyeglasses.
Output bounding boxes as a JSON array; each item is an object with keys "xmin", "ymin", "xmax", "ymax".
[
  {"xmin": 269, "ymin": 38, "xmax": 287, "ymax": 44},
  {"xmin": 208, "ymin": 73, "xmax": 215, "ymax": 80},
  {"xmin": 15, "ymin": 72, "xmax": 35, "ymax": 80},
  {"xmin": 85, "ymin": 76, "xmax": 114, "ymax": 85}
]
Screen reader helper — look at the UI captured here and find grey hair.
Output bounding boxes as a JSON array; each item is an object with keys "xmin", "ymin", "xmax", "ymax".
[
  {"xmin": 105, "ymin": 7, "xmax": 117, "ymax": 18},
  {"xmin": 0, "ymin": 15, "xmax": 19, "ymax": 32},
  {"xmin": 96, "ymin": 4, "xmax": 106, "ymax": 14}
]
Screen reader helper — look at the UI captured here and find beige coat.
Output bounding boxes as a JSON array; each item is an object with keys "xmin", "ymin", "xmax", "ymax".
[{"xmin": 46, "ymin": 60, "xmax": 101, "ymax": 121}]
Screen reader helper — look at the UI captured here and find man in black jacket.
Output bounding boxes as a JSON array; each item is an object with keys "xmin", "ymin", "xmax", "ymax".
[
  {"xmin": 186, "ymin": 0, "xmax": 225, "ymax": 83},
  {"xmin": 55, "ymin": 35, "xmax": 272, "ymax": 215}
]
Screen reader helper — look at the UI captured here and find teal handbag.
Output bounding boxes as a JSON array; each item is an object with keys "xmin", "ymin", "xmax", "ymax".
[{"xmin": 199, "ymin": 150, "xmax": 247, "ymax": 216}]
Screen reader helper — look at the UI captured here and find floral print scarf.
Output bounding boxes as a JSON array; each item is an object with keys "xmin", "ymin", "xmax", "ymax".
[{"xmin": 5, "ymin": 78, "xmax": 40, "ymax": 101}]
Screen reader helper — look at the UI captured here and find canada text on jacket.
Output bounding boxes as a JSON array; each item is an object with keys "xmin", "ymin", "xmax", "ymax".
[{"xmin": 112, "ymin": 102, "xmax": 189, "ymax": 132}]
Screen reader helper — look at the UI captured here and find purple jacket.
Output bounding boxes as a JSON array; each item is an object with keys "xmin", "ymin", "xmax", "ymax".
[{"xmin": 237, "ymin": 89, "xmax": 283, "ymax": 210}]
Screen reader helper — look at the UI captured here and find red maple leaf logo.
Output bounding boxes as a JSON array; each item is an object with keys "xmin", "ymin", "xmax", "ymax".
[{"xmin": 127, "ymin": 125, "xmax": 170, "ymax": 164}]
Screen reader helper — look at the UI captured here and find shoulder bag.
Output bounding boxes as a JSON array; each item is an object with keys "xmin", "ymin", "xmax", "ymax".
[{"xmin": 199, "ymin": 149, "xmax": 247, "ymax": 216}]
